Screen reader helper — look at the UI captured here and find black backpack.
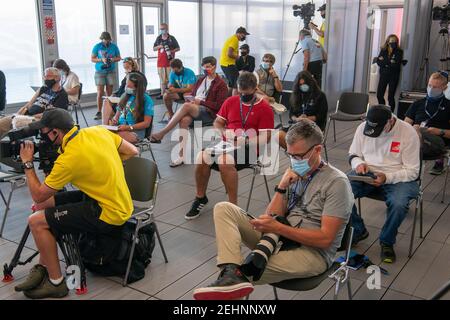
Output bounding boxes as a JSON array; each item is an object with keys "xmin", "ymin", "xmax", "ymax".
[{"xmin": 79, "ymin": 220, "xmax": 156, "ymax": 284}]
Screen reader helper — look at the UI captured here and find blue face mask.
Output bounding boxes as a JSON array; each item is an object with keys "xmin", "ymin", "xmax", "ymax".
[
  {"xmin": 125, "ymin": 87, "xmax": 135, "ymax": 95},
  {"xmin": 261, "ymin": 62, "xmax": 270, "ymax": 70},
  {"xmin": 290, "ymin": 157, "xmax": 311, "ymax": 177},
  {"xmin": 300, "ymin": 84, "xmax": 310, "ymax": 93},
  {"xmin": 427, "ymin": 86, "xmax": 444, "ymax": 101},
  {"xmin": 160, "ymin": 29, "xmax": 167, "ymax": 35}
]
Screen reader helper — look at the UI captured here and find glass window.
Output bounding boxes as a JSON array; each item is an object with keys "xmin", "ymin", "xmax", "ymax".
[
  {"xmin": 0, "ymin": 0, "xmax": 42, "ymax": 104},
  {"xmin": 142, "ymin": 5, "xmax": 161, "ymax": 91},
  {"xmin": 115, "ymin": 5, "xmax": 136, "ymax": 82},
  {"xmin": 55, "ymin": 0, "xmax": 105, "ymax": 94},
  {"xmin": 168, "ymin": 0, "xmax": 200, "ymax": 73}
]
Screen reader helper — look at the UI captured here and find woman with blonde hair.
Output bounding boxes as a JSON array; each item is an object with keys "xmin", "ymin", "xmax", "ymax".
[{"xmin": 375, "ymin": 34, "xmax": 404, "ymax": 111}]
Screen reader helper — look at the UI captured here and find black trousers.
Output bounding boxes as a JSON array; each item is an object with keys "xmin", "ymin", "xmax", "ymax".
[
  {"xmin": 377, "ymin": 73, "xmax": 400, "ymax": 112},
  {"xmin": 308, "ymin": 61, "xmax": 323, "ymax": 88}
]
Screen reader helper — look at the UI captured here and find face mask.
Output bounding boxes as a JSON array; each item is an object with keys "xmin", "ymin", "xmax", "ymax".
[
  {"xmin": 42, "ymin": 130, "xmax": 59, "ymax": 145},
  {"xmin": 160, "ymin": 29, "xmax": 167, "ymax": 35},
  {"xmin": 321, "ymin": 13, "xmax": 326, "ymax": 19},
  {"xmin": 45, "ymin": 79, "xmax": 56, "ymax": 88},
  {"xmin": 291, "ymin": 157, "xmax": 311, "ymax": 177},
  {"xmin": 300, "ymin": 84, "xmax": 310, "ymax": 93},
  {"xmin": 241, "ymin": 36, "xmax": 246, "ymax": 41},
  {"xmin": 125, "ymin": 87, "xmax": 135, "ymax": 95},
  {"xmin": 427, "ymin": 86, "xmax": 444, "ymax": 100},
  {"xmin": 241, "ymin": 93, "xmax": 254, "ymax": 103},
  {"xmin": 261, "ymin": 62, "xmax": 270, "ymax": 70},
  {"xmin": 389, "ymin": 42, "xmax": 398, "ymax": 49},
  {"xmin": 102, "ymin": 41, "xmax": 110, "ymax": 47},
  {"xmin": 203, "ymin": 68, "xmax": 213, "ymax": 76},
  {"xmin": 241, "ymin": 51, "xmax": 248, "ymax": 56}
]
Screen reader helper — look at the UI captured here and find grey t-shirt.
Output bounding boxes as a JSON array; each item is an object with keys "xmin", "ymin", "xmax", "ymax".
[{"xmin": 287, "ymin": 164, "xmax": 354, "ymax": 266}]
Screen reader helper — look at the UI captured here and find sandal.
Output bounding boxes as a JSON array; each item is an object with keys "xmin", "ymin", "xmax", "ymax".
[{"xmin": 150, "ymin": 138, "xmax": 162, "ymax": 144}]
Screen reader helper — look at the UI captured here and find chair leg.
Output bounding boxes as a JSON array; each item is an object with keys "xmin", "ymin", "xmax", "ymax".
[
  {"xmin": 148, "ymin": 146, "xmax": 161, "ymax": 179},
  {"xmin": 78, "ymin": 106, "xmax": 89, "ymax": 127},
  {"xmin": 323, "ymin": 117, "xmax": 331, "ymax": 146},
  {"xmin": 263, "ymin": 175, "xmax": 271, "ymax": 204},
  {"xmin": 357, "ymin": 198, "xmax": 362, "ymax": 217},
  {"xmin": 153, "ymin": 222, "xmax": 168, "ymax": 263},
  {"xmin": 123, "ymin": 229, "xmax": 139, "ymax": 286},
  {"xmin": 333, "ymin": 119, "xmax": 336, "ymax": 142},
  {"xmin": 408, "ymin": 200, "xmax": 418, "ymax": 258},
  {"xmin": 334, "ymin": 279, "xmax": 341, "ymax": 300},
  {"xmin": 0, "ymin": 183, "xmax": 16, "ymax": 238},
  {"xmin": 246, "ymin": 170, "xmax": 257, "ymax": 212},
  {"xmin": 273, "ymin": 286, "xmax": 279, "ymax": 300},
  {"xmin": 347, "ymin": 279, "xmax": 353, "ymax": 300}
]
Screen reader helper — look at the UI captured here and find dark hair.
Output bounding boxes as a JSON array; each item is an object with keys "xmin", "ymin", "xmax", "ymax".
[
  {"xmin": 53, "ymin": 59, "xmax": 70, "ymax": 75},
  {"xmin": 202, "ymin": 56, "xmax": 217, "ymax": 66},
  {"xmin": 170, "ymin": 58, "xmax": 183, "ymax": 69},
  {"xmin": 290, "ymin": 71, "xmax": 321, "ymax": 113},
  {"xmin": 381, "ymin": 34, "xmax": 400, "ymax": 51},
  {"xmin": 237, "ymin": 71, "xmax": 257, "ymax": 91},
  {"xmin": 100, "ymin": 31, "xmax": 112, "ymax": 41},
  {"xmin": 118, "ymin": 72, "xmax": 147, "ymax": 122}
]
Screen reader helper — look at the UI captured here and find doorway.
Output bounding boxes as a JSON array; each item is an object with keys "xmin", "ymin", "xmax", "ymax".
[{"xmin": 113, "ymin": 1, "xmax": 163, "ymax": 91}]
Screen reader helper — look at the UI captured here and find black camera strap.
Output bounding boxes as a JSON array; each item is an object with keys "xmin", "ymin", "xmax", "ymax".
[{"xmin": 59, "ymin": 129, "xmax": 79, "ymax": 154}]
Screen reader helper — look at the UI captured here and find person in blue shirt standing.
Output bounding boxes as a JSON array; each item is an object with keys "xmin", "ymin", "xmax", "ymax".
[
  {"xmin": 104, "ymin": 72, "xmax": 154, "ymax": 144},
  {"xmin": 163, "ymin": 59, "xmax": 197, "ymax": 119},
  {"xmin": 299, "ymin": 29, "xmax": 325, "ymax": 88},
  {"xmin": 91, "ymin": 31, "xmax": 121, "ymax": 120}
]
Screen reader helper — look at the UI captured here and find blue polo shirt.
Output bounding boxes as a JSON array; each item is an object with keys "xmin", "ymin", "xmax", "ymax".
[
  {"xmin": 168, "ymin": 67, "xmax": 196, "ymax": 89},
  {"xmin": 118, "ymin": 93, "xmax": 154, "ymax": 126},
  {"xmin": 300, "ymin": 36, "xmax": 323, "ymax": 63},
  {"xmin": 92, "ymin": 42, "xmax": 121, "ymax": 73}
]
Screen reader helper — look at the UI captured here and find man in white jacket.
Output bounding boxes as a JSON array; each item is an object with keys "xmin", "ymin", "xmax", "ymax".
[{"xmin": 348, "ymin": 105, "xmax": 420, "ymax": 263}]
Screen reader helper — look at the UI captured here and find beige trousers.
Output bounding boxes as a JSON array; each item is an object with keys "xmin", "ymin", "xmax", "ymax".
[
  {"xmin": 0, "ymin": 116, "xmax": 14, "ymax": 139},
  {"xmin": 214, "ymin": 201, "xmax": 328, "ymax": 285}
]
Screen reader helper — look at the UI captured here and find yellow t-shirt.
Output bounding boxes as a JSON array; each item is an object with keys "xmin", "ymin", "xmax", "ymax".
[
  {"xmin": 45, "ymin": 126, "xmax": 133, "ymax": 226},
  {"xmin": 220, "ymin": 34, "xmax": 239, "ymax": 67},
  {"xmin": 319, "ymin": 22, "xmax": 326, "ymax": 47}
]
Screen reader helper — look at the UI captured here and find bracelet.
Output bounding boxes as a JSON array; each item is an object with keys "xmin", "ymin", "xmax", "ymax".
[{"xmin": 129, "ymin": 126, "xmax": 134, "ymax": 131}]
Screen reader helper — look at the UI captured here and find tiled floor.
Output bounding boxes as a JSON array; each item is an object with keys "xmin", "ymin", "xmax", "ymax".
[{"xmin": 0, "ymin": 99, "xmax": 449, "ymax": 300}]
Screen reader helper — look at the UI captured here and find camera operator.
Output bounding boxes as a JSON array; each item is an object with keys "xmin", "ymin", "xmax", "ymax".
[
  {"xmin": 309, "ymin": 3, "xmax": 326, "ymax": 47},
  {"xmin": 0, "ymin": 67, "xmax": 68, "ymax": 139},
  {"xmin": 91, "ymin": 31, "xmax": 122, "ymax": 121},
  {"xmin": 13, "ymin": 108, "xmax": 138, "ymax": 299},
  {"xmin": 299, "ymin": 29, "xmax": 325, "ymax": 87}
]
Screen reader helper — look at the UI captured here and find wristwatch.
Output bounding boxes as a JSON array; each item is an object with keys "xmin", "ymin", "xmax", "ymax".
[
  {"xmin": 129, "ymin": 125, "xmax": 134, "ymax": 131},
  {"xmin": 274, "ymin": 185, "xmax": 287, "ymax": 194},
  {"xmin": 22, "ymin": 161, "xmax": 34, "ymax": 170},
  {"xmin": 440, "ymin": 129, "xmax": 446, "ymax": 137}
]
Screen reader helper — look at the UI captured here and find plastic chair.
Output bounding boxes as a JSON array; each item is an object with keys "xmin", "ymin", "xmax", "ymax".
[{"xmin": 134, "ymin": 121, "xmax": 161, "ymax": 179}]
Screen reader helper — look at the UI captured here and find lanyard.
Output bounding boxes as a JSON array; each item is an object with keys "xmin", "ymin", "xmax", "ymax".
[
  {"xmin": 122, "ymin": 96, "xmax": 135, "ymax": 124},
  {"xmin": 239, "ymin": 97, "xmax": 256, "ymax": 130},
  {"xmin": 424, "ymin": 99, "xmax": 444, "ymax": 121},
  {"xmin": 202, "ymin": 77, "xmax": 212, "ymax": 97},
  {"xmin": 175, "ymin": 73, "xmax": 184, "ymax": 88},
  {"xmin": 288, "ymin": 161, "xmax": 325, "ymax": 211}
]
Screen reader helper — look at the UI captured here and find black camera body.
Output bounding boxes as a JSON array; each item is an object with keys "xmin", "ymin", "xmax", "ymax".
[
  {"xmin": 433, "ymin": 4, "xmax": 450, "ymax": 22},
  {"xmin": 101, "ymin": 57, "xmax": 112, "ymax": 70},
  {"xmin": 293, "ymin": 2, "xmax": 316, "ymax": 29},
  {"xmin": 0, "ymin": 126, "xmax": 59, "ymax": 174}
]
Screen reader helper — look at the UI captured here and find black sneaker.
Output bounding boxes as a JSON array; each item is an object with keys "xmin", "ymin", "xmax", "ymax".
[
  {"xmin": 381, "ymin": 243, "xmax": 396, "ymax": 263},
  {"xmin": 93, "ymin": 111, "xmax": 102, "ymax": 120},
  {"xmin": 185, "ymin": 196, "xmax": 208, "ymax": 220},
  {"xmin": 429, "ymin": 160, "xmax": 445, "ymax": 176},
  {"xmin": 352, "ymin": 228, "xmax": 369, "ymax": 246},
  {"xmin": 193, "ymin": 264, "xmax": 254, "ymax": 300}
]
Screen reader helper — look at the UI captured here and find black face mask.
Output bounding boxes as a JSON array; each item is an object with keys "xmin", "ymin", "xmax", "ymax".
[
  {"xmin": 241, "ymin": 93, "xmax": 254, "ymax": 103},
  {"xmin": 241, "ymin": 51, "xmax": 248, "ymax": 56},
  {"xmin": 321, "ymin": 13, "xmax": 326, "ymax": 19},
  {"xmin": 41, "ymin": 130, "xmax": 59, "ymax": 145},
  {"xmin": 241, "ymin": 36, "xmax": 246, "ymax": 41},
  {"xmin": 45, "ymin": 79, "xmax": 56, "ymax": 88},
  {"xmin": 389, "ymin": 42, "xmax": 398, "ymax": 49}
]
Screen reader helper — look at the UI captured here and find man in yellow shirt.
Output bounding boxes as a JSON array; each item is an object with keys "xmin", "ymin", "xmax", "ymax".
[
  {"xmin": 220, "ymin": 27, "xmax": 250, "ymax": 96},
  {"xmin": 14, "ymin": 109, "xmax": 138, "ymax": 299},
  {"xmin": 309, "ymin": 3, "xmax": 326, "ymax": 47}
]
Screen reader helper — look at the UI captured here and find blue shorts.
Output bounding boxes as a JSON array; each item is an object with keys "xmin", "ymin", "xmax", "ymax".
[{"xmin": 95, "ymin": 71, "xmax": 117, "ymax": 86}]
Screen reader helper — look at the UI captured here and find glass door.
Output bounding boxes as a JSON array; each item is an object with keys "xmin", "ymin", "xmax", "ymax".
[{"xmin": 113, "ymin": 1, "xmax": 163, "ymax": 91}]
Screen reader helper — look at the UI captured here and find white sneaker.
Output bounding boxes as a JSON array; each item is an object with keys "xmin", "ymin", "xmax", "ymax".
[
  {"xmin": 271, "ymin": 102, "xmax": 287, "ymax": 114},
  {"xmin": 169, "ymin": 157, "xmax": 184, "ymax": 168}
]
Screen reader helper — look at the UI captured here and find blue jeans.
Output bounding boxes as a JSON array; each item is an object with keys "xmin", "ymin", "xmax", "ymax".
[{"xmin": 350, "ymin": 174, "xmax": 419, "ymax": 246}]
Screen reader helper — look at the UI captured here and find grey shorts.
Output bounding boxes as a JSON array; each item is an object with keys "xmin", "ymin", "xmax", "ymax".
[
  {"xmin": 95, "ymin": 71, "xmax": 117, "ymax": 86},
  {"xmin": 192, "ymin": 106, "xmax": 214, "ymax": 124}
]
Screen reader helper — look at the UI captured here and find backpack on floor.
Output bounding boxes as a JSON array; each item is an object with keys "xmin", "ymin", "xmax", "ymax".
[{"xmin": 79, "ymin": 220, "xmax": 156, "ymax": 284}]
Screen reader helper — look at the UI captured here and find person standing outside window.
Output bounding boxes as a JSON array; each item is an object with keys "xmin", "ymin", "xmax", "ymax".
[
  {"xmin": 91, "ymin": 31, "xmax": 121, "ymax": 120},
  {"xmin": 309, "ymin": 3, "xmax": 326, "ymax": 47},
  {"xmin": 220, "ymin": 27, "xmax": 250, "ymax": 96},
  {"xmin": 153, "ymin": 23, "xmax": 180, "ymax": 100},
  {"xmin": 376, "ymin": 34, "xmax": 404, "ymax": 112},
  {"xmin": 299, "ymin": 29, "xmax": 324, "ymax": 88}
]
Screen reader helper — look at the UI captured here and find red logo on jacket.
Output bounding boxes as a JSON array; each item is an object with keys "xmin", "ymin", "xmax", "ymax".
[{"xmin": 390, "ymin": 142, "xmax": 400, "ymax": 153}]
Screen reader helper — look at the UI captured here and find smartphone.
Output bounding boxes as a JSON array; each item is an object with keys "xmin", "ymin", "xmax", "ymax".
[{"xmin": 240, "ymin": 208, "xmax": 256, "ymax": 220}]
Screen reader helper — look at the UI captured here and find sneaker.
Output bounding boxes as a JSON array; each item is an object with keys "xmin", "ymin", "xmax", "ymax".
[
  {"xmin": 351, "ymin": 229, "xmax": 369, "ymax": 246},
  {"xmin": 429, "ymin": 160, "xmax": 445, "ymax": 176},
  {"xmin": 381, "ymin": 243, "xmax": 396, "ymax": 263},
  {"xmin": 193, "ymin": 264, "xmax": 254, "ymax": 300},
  {"xmin": 24, "ymin": 276, "xmax": 69, "ymax": 299},
  {"xmin": 14, "ymin": 264, "xmax": 47, "ymax": 292},
  {"xmin": 169, "ymin": 157, "xmax": 184, "ymax": 168},
  {"xmin": 185, "ymin": 196, "xmax": 208, "ymax": 220},
  {"xmin": 93, "ymin": 111, "xmax": 102, "ymax": 120}
]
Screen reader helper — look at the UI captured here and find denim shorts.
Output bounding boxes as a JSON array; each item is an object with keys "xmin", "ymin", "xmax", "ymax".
[{"xmin": 95, "ymin": 71, "xmax": 117, "ymax": 86}]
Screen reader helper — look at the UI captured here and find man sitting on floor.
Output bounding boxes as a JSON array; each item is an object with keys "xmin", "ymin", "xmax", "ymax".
[
  {"xmin": 349, "ymin": 105, "xmax": 420, "ymax": 263},
  {"xmin": 150, "ymin": 56, "xmax": 228, "ymax": 167},
  {"xmin": 185, "ymin": 71, "xmax": 274, "ymax": 220},
  {"xmin": 0, "ymin": 67, "xmax": 68, "ymax": 139},
  {"xmin": 193, "ymin": 120, "xmax": 353, "ymax": 300}
]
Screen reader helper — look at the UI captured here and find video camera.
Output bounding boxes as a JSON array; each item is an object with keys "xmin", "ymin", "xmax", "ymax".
[
  {"xmin": 0, "ymin": 126, "xmax": 59, "ymax": 174},
  {"xmin": 433, "ymin": 2, "xmax": 450, "ymax": 23},
  {"xmin": 293, "ymin": 2, "xmax": 316, "ymax": 29},
  {"xmin": 101, "ymin": 57, "xmax": 112, "ymax": 70}
]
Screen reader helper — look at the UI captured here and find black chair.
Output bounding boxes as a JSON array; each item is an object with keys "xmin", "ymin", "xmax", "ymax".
[
  {"xmin": 134, "ymin": 121, "xmax": 161, "ymax": 179},
  {"xmin": 269, "ymin": 224, "xmax": 354, "ymax": 300},
  {"xmin": 324, "ymin": 92, "xmax": 369, "ymax": 144},
  {"xmin": 69, "ymin": 83, "xmax": 89, "ymax": 127}
]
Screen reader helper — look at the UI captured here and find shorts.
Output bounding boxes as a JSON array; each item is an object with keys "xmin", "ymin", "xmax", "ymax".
[
  {"xmin": 95, "ymin": 71, "xmax": 117, "ymax": 86},
  {"xmin": 192, "ymin": 106, "xmax": 214, "ymax": 124},
  {"xmin": 135, "ymin": 129, "xmax": 146, "ymax": 140},
  {"xmin": 45, "ymin": 191, "xmax": 122, "ymax": 239},
  {"xmin": 158, "ymin": 67, "xmax": 171, "ymax": 84},
  {"xmin": 221, "ymin": 65, "xmax": 239, "ymax": 88},
  {"xmin": 209, "ymin": 144, "xmax": 254, "ymax": 172}
]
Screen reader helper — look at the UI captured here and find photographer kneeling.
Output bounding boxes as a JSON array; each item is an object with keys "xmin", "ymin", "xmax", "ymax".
[
  {"xmin": 193, "ymin": 119, "xmax": 353, "ymax": 300},
  {"xmin": 15, "ymin": 109, "xmax": 138, "ymax": 299}
]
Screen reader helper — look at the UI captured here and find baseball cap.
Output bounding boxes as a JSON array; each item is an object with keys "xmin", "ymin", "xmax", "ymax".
[
  {"xmin": 363, "ymin": 105, "xmax": 392, "ymax": 138},
  {"xmin": 318, "ymin": 4, "xmax": 326, "ymax": 11},
  {"xmin": 28, "ymin": 108, "xmax": 75, "ymax": 131},
  {"xmin": 100, "ymin": 31, "xmax": 112, "ymax": 41},
  {"xmin": 236, "ymin": 27, "xmax": 250, "ymax": 35}
]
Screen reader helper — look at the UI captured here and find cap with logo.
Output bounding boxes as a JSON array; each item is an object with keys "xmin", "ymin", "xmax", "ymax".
[
  {"xmin": 236, "ymin": 27, "xmax": 250, "ymax": 35},
  {"xmin": 363, "ymin": 105, "xmax": 392, "ymax": 138},
  {"xmin": 28, "ymin": 108, "xmax": 75, "ymax": 131}
]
